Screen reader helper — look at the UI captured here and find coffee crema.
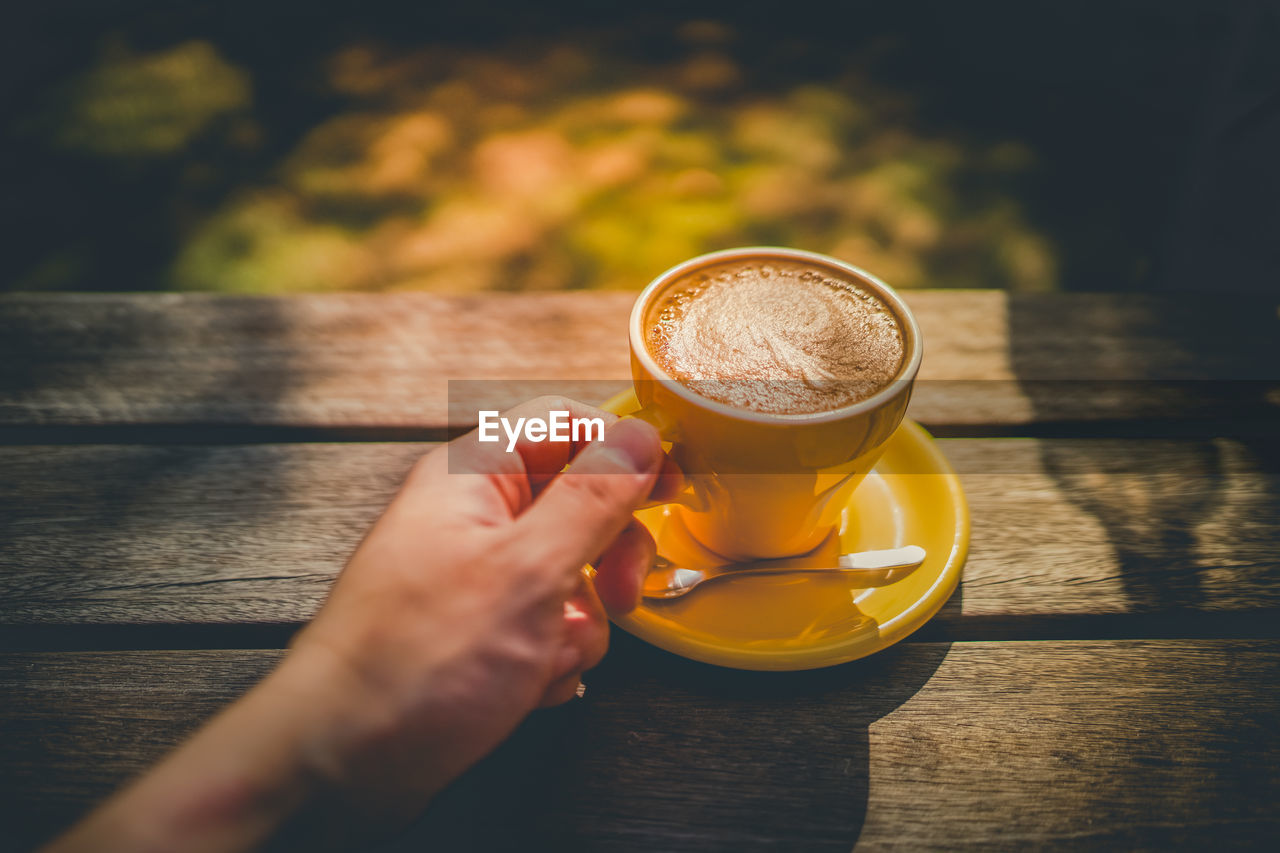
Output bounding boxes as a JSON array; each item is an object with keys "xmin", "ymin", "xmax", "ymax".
[{"xmin": 646, "ymin": 260, "xmax": 905, "ymax": 415}]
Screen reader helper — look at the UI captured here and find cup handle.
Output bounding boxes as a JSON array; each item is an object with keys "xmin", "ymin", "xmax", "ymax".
[
  {"xmin": 627, "ymin": 403, "xmax": 679, "ymax": 441},
  {"xmin": 625, "ymin": 404, "xmax": 710, "ymax": 512}
]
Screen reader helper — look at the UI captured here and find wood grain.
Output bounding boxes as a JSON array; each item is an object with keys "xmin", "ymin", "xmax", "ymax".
[
  {"xmin": 2, "ymin": 640, "xmax": 1276, "ymax": 850},
  {"xmin": 1, "ymin": 439, "xmax": 1277, "ymax": 628},
  {"xmin": 3, "ymin": 292, "xmax": 1277, "ymax": 431},
  {"xmin": 0, "ymin": 650, "xmax": 279, "ymax": 851},
  {"xmin": 3, "ymin": 293, "xmax": 1275, "ymax": 853}
]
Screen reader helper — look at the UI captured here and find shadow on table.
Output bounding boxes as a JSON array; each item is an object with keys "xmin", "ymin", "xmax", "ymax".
[
  {"xmin": 1005, "ymin": 289, "xmax": 1280, "ymax": 620},
  {"xmin": 0, "ymin": 299, "xmax": 336, "ymax": 848},
  {"xmin": 1002, "ymin": 292, "xmax": 1280, "ymax": 640},
  {"xmin": 0, "ymin": 296, "xmax": 332, "ymax": 629},
  {"xmin": 995, "ymin": 1, "xmax": 1280, "ymax": 621},
  {"xmin": 389, "ymin": 590, "xmax": 959, "ymax": 852},
  {"xmin": 1007, "ymin": 0, "xmax": 1280, "ymax": 620},
  {"xmin": 1005, "ymin": 0, "xmax": 1280, "ymax": 606}
]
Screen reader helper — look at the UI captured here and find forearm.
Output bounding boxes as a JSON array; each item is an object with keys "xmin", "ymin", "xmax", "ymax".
[
  {"xmin": 45, "ymin": 402, "xmax": 658, "ymax": 852},
  {"xmin": 44, "ymin": 651, "xmax": 352, "ymax": 853}
]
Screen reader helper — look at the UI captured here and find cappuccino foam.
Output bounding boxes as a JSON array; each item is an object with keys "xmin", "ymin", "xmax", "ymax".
[{"xmin": 646, "ymin": 260, "xmax": 905, "ymax": 415}]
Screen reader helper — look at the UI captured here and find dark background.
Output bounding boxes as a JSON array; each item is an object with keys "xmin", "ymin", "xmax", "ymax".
[{"xmin": 2, "ymin": 0, "xmax": 1278, "ymax": 294}]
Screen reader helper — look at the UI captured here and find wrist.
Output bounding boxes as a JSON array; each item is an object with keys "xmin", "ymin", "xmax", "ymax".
[
  {"xmin": 270, "ymin": 638, "xmax": 456, "ymax": 823},
  {"xmin": 267, "ymin": 641, "xmax": 381, "ymax": 797}
]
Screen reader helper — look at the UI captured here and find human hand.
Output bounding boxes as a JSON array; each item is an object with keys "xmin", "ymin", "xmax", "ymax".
[
  {"xmin": 47, "ymin": 397, "xmax": 672, "ymax": 853},
  {"xmin": 282, "ymin": 396, "xmax": 672, "ymax": 824}
]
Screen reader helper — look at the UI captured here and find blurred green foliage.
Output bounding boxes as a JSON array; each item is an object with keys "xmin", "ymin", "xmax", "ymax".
[
  {"xmin": 16, "ymin": 20, "xmax": 1056, "ymax": 293},
  {"xmin": 46, "ymin": 41, "xmax": 251, "ymax": 157}
]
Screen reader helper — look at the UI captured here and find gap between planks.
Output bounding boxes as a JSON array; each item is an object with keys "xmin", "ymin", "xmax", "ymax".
[
  {"xmin": 2, "ymin": 439, "xmax": 1278, "ymax": 636},
  {"xmin": 3, "ymin": 639, "xmax": 1277, "ymax": 851},
  {"xmin": 2, "ymin": 415, "xmax": 1280, "ymax": 446}
]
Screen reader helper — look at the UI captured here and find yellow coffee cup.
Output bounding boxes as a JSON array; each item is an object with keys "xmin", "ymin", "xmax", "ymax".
[{"xmin": 628, "ymin": 247, "xmax": 922, "ymax": 560}]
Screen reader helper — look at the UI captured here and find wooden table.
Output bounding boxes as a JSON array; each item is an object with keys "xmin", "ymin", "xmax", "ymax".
[{"xmin": 2, "ymin": 291, "xmax": 1278, "ymax": 850}]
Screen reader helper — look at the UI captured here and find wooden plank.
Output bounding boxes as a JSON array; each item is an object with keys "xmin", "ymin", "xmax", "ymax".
[
  {"xmin": 2, "ymin": 293, "xmax": 1277, "ymax": 430},
  {"xmin": 1, "ymin": 439, "xmax": 1277, "ymax": 628},
  {"xmin": 0, "ymin": 443, "xmax": 421, "ymax": 626},
  {"xmin": 943, "ymin": 438, "xmax": 1280, "ymax": 621},
  {"xmin": 2, "ymin": 640, "xmax": 1276, "ymax": 850}
]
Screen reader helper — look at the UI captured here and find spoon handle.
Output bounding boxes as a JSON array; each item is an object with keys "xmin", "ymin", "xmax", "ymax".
[
  {"xmin": 837, "ymin": 545, "xmax": 927, "ymax": 571},
  {"xmin": 642, "ymin": 546, "xmax": 928, "ymax": 600},
  {"xmin": 733, "ymin": 545, "xmax": 927, "ymax": 575}
]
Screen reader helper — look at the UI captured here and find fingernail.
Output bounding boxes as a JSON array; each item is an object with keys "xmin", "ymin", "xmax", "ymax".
[{"xmin": 599, "ymin": 418, "xmax": 661, "ymax": 474}]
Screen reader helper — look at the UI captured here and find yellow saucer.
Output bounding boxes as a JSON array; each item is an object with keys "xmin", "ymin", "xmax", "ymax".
[{"xmin": 602, "ymin": 389, "xmax": 969, "ymax": 671}]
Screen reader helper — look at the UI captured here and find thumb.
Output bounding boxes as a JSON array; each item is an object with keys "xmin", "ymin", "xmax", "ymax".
[{"xmin": 513, "ymin": 418, "xmax": 662, "ymax": 583}]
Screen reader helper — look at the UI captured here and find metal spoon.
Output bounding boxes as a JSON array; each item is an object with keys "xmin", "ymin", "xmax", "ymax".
[{"xmin": 642, "ymin": 545, "xmax": 927, "ymax": 600}]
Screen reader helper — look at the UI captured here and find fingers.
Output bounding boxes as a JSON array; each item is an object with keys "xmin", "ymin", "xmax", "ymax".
[
  {"xmin": 561, "ymin": 576, "xmax": 610, "ymax": 674},
  {"xmin": 538, "ymin": 518, "xmax": 656, "ymax": 708},
  {"xmin": 513, "ymin": 418, "xmax": 662, "ymax": 591},
  {"xmin": 592, "ymin": 519, "xmax": 657, "ymax": 615},
  {"xmin": 436, "ymin": 396, "xmax": 624, "ymax": 521},
  {"xmin": 539, "ymin": 577, "xmax": 609, "ymax": 707},
  {"xmin": 449, "ymin": 396, "xmax": 621, "ymax": 485},
  {"xmin": 425, "ymin": 397, "xmax": 678, "ymax": 525}
]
